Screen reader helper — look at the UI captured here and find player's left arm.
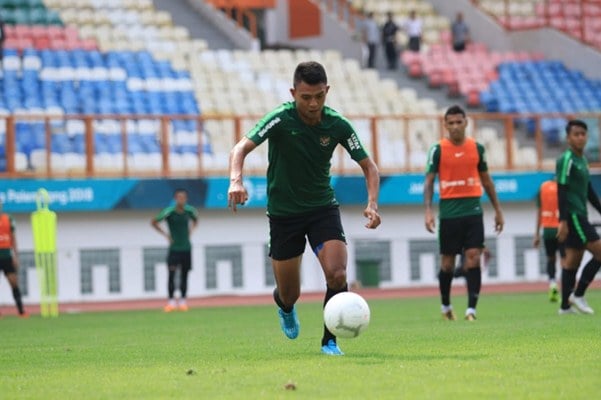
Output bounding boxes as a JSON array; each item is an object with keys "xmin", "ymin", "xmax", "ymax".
[
  {"xmin": 480, "ymin": 172, "xmax": 504, "ymax": 233},
  {"xmin": 357, "ymin": 157, "xmax": 381, "ymax": 229},
  {"xmin": 341, "ymin": 123, "xmax": 381, "ymax": 229},
  {"xmin": 587, "ymin": 182, "xmax": 601, "ymax": 215},
  {"xmin": 10, "ymin": 218, "xmax": 18, "ymax": 268},
  {"xmin": 188, "ymin": 207, "xmax": 199, "ymax": 235},
  {"xmin": 477, "ymin": 144, "xmax": 503, "ymax": 233}
]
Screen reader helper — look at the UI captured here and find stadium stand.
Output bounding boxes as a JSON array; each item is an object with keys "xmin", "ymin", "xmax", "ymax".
[
  {"xmin": 1, "ymin": 0, "xmax": 596, "ymax": 176},
  {"xmin": 480, "ymin": 60, "xmax": 601, "ymax": 145},
  {"xmin": 474, "ymin": 0, "xmax": 601, "ymax": 51}
]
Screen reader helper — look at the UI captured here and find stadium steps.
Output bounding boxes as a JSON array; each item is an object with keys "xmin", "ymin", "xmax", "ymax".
[{"xmin": 152, "ymin": 0, "xmax": 238, "ymax": 50}]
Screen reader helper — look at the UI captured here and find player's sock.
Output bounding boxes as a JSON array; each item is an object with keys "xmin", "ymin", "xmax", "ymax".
[
  {"xmin": 438, "ymin": 270, "xmax": 453, "ymax": 307},
  {"xmin": 561, "ymin": 268, "xmax": 577, "ymax": 309},
  {"xmin": 168, "ymin": 269, "xmax": 176, "ymax": 300},
  {"xmin": 321, "ymin": 284, "xmax": 348, "ymax": 346},
  {"xmin": 273, "ymin": 288, "xmax": 293, "ymax": 313},
  {"xmin": 466, "ymin": 267, "xmax": 481, "ymax": 309},
  {"xmin": 574, "ymin": 258, "xmax": 601, "ymax": 297},
  {"xmin": 547, "ymin": 260, "xmax": 556, "ymax": 282},
  {"xmin": 12, "ymin": 287, "xmax": 24, "ymax": 314},
  {"xmin": 180, "ymin": 268, "xmax": 189, "ymax": 299}
]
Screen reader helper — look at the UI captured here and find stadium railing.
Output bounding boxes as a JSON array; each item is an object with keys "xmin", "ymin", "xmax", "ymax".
[{"xmin": 1, "ymin": 112, "xmax": 600, "ymax": 178}]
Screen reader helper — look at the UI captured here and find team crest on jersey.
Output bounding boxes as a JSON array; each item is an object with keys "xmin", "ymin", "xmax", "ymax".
[{"xmin": 319, "ymin": 136, "xmax": 331, "ymax": 147}]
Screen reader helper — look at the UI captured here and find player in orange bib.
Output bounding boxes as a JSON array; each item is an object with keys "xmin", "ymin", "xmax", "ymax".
[
  {"xmin": 533, "ymin": 178, "xmax": 564, "ymax": 302},
  {"xmin": 424, "ymin": 105, "xmax": 504, "ymax": 321},
  {"xmin": 0, "ymin": 200, "xmax": 27, "ymax": 317}
]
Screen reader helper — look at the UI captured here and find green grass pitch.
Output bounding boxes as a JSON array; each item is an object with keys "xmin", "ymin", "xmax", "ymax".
[{"xmin": 1, "ymin": 291, "xmax": 599, "ymax": 399}]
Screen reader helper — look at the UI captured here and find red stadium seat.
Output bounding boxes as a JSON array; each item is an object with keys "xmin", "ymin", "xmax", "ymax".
[
  {"xmin": 467, "ymin": 88, "xmax": 480, "ymax": 108},
  {"xmin": 34, "ymin": 36, "xmax": 50, "ymax": 50},
  {"xmin": 408, "ymin": 61, "xmax": 423, "ymax": 78}
]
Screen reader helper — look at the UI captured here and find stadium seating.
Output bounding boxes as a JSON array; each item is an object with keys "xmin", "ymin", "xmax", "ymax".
[
  {"xmin": 480, "ymin": 60, "xmax": 601, "ymax": 144},
  {"xmin": 404, "ymin": 41, "xmax": 543, "ymax": 104},
  {"xmin": 475, "ymin": 0, "xmax": 601, "ymax": 51},
  {"xmin": 0, "ymin": 0, "xmax": 573, "ymax": 174},
  {"xmin": 0, "ymin": 45, "xmax": 204, "ymax": 173}
]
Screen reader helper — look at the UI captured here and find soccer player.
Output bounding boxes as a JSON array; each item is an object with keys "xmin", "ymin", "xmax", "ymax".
[
  {"xmin": 533, "ymin": 178, "xmax": 564, "ymax": 302},
  {"xmin": 0, "ymin": 200, "xmax": 27, "ymax": 317},
  {"xmin": 151, "ymin": 189, "xmax": 198, "ymax": 312},
  {"xmin": 424, "ymin": 105, "xmax": 504, "ymax": 321},
  {"xmin": 227, "ymin": 61, "xmax": 381, "ymax": 355},
  {"xmin": 556, "ymin": 119, "xmax": 601, "ymax": 315}
]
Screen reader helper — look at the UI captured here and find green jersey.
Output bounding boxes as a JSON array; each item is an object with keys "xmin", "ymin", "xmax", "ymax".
[
  {"xmin": 556, "ymin": 149, "xmax": 589, "ymax": 217},
  {"xmin": 0, "ymin": 213, "xmax": 15, "ymax": 259},
  {"xmin": 246, "ymin": 102, "xmax": 369, "ymax": 216},
  {"xmin": 425, "ymin": 141, "xmax": 487, "ymax": 219},
  {"xmin": 154, "ymin": 205, "xmax": 198, "ymax": 251}
]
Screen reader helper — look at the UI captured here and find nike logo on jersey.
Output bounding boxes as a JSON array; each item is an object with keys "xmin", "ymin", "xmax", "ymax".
[
  {"xmin": 455, "ymin": 152, "xmax": 464, "ymax": 157},
  {"xmin": 290, "ymin": 131, "xmax": 299, "ymax": 136}
]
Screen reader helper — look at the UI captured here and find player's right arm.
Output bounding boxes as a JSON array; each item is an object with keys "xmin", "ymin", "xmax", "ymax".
[
  {"xmin": 556, "ymin": 154, "xmax": 570, "ymax": 242},
  {"xmin": 533, "ymin": 189, "xmax": 542, "ymax": 248},
  {"xmin": 9, "ymin": 216, "xmax": 18, "ymax": 268},
  {"xmin": 151, "ymin": 209, "xmax": 172, "ymax": 243},
  {"xmin": 228, "ymin": 137, "xmax": 257, "ymax": 212},
  {"xmin": 424, "ymin": 144, "xmax": 439, "ymax": 233}
]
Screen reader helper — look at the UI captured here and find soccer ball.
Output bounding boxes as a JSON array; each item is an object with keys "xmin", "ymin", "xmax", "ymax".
[{"xmin": 323, "ymin": 292, "xmax": 370, "ymax": 339}]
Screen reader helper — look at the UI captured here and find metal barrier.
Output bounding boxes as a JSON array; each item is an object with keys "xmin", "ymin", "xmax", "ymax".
[{"xmin": 0, "ymin": 112, "xmax": 600, "ymax": 178}]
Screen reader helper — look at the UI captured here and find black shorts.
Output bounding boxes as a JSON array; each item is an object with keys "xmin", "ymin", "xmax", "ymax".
[
  {"xmin": 564, "ymin": 214, "xmax": 600, "ymax": 249},
  {"xmin": 543, "ymin": 238, "xmax": 566, "ymax": 258},
  {"xmin": 0, "ymin": 257, "xmax": 16, "ymax": 275},
  {"xmin": 268, "ymin": 206, "xmax": 346, "ymax": 261},
  {"xmin": 439, "ymin": 214, "xmax": 484, "ymax": 255},
  {"xmin": 167, "ymin": 250, "xmax": 192, "ymax": 271}
]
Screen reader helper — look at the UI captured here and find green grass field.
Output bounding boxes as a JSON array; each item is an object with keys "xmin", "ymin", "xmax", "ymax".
[{"xmin": 1, "ymin": 291, "xmax": 599, "ymax": 400}]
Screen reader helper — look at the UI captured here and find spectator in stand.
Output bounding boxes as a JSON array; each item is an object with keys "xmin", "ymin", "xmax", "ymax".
[
  {"xmin": 403, "ymin": 10, "xmax": 422, "ymax": 52},
  {"xmin": 451, "ymin": 12, "xmax": 471, "ymax": 52},
  {"xmin": 382, "ymin": 11, "xmax": 399, "ymax": 70},
  {"xmin": 362, "ymin": 11, "xmax": 380, "ymax": 69}
]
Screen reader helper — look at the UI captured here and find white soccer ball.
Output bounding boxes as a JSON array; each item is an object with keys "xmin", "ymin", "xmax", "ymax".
[{"xmin": 323, "ymin": 292, "xmax": 371, "ymax": 339}]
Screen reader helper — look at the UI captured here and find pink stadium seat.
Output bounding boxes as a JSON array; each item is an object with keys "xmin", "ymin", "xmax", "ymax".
[
  {"xmin": 46, "ymin": 26, "xmax": 64, "ymax": 40},
  {"xmin": 408, "ymin": 61, "xmax": 422, "ymax": 78},
  {"xmin": 49, "ymin": 39, "xmax": 68, "ymax": 51},
  {"xmin": 64, "ymin": 26, "xmax": 79, "ymax": 42},
  {"xmin": 34, "ymin": 37, "xmax": 51, "ymax": 50},
  {"xmin": 4, "ymin": 37, "xmax": 21, "ymax": 49},
  {"xmin": 467, "ymin": 88, "xmax": 480, "ymax": 108},
  {"xmin": 30, "ymin": 26, "xmax": 48, "ymax": 39},
  {"xmin": 80, "ymin": 39, "xmax": 98, "ymax": 51}
]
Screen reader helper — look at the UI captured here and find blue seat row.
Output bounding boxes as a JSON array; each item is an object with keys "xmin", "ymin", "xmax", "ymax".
[{"xmin": 480, "ymin": 61, "xmax": 601, "ymax": 144}]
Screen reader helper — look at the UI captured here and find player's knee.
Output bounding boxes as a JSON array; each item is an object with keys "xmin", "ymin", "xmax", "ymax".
[
  {"xmin": 326, "ymin": 267, "xmax": 347, "ymax": 289},
  {"xmin": 464, "ymin": 250, "xmax": 481, "ymax": 268},
  {"xmin": 440, "ymin": 264, "xmax": 454, "ymax": 273}
]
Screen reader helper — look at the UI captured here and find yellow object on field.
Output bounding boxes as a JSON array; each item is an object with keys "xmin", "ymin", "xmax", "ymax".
[{"xmin": 31, "ymin": 189, "xmax": 59, "ymax": 318}]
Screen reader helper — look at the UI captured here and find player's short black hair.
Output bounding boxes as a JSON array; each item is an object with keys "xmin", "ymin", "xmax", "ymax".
[
  {"xmin": 565, "ymin": 119, "xmax": 588, "ymax": 135},
  {"xmin": 293, "ymin": 61, "xmax": 328, "ymax": 87},
  {"xmin": 444, "ymin": 105, "xmax": 466, "ymax": 119},
  {"xmin": 174, "ymin": 188, "xmax": 188, "ymax": 196}
]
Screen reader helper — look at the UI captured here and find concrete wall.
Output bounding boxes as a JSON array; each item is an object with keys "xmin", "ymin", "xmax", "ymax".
[
  {"xmin": 429, "ymin": 0, "xmax": 601, "ymax": 79},
  {"xmin": 264, "ymin": 0, "xmax": 363, "ymax": 60},
  {"xmin": 186, "ymin": 0, "xmax": 259, "ymax": 50},
  {"xmin": 0, "ymin": 202, "xmax": 573, "ymax": 306}
]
